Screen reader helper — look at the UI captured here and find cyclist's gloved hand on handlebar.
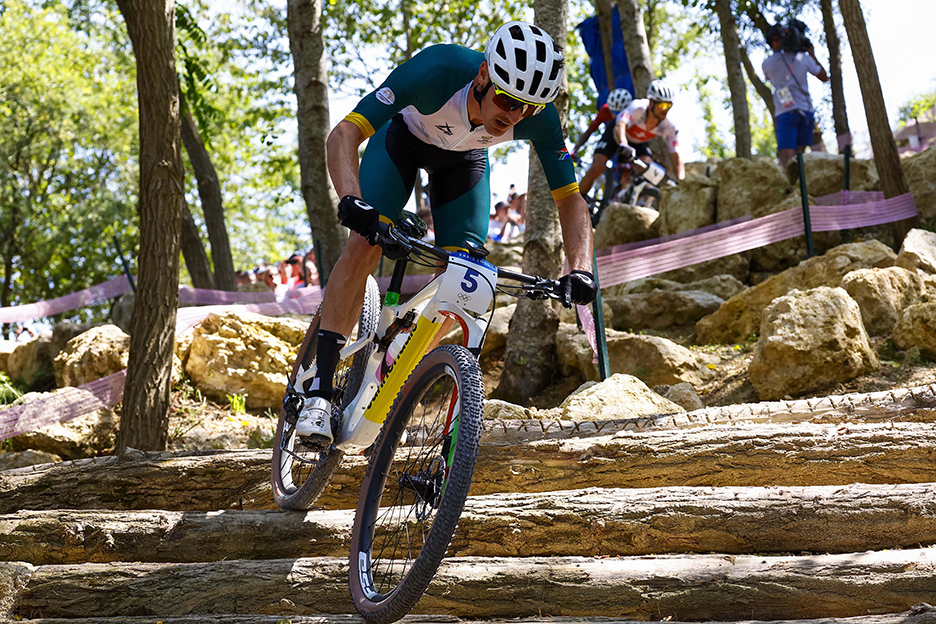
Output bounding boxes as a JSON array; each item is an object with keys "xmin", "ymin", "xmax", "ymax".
[
  {"xmin": 338, "ymin": 195, "xmax": 380, "ymax": 245},
  {"xmin": 618, "ymin": 144, "xmax": 637, "ymax": 163},
  {"xmin": 558, "ymin": 270, "xmax": 598, "ymax": 308}
]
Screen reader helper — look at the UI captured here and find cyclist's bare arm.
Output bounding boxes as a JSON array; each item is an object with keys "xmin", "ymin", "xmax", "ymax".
[
  {"xmin": 613, "ymin": 116, "xmax": 629, "ymax": 147},
  {"xmin": 556, "ymin": 193, "xmax": 595, "ymax": 273},
  {"xmin": 326, "ymin": 120, "xmax": 366, "ymax": 198}
]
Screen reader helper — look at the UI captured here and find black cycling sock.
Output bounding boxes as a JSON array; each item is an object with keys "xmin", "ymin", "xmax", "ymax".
[{"xmin": 307, "ymin": 329, "xmax": 347, "ymax": 401}]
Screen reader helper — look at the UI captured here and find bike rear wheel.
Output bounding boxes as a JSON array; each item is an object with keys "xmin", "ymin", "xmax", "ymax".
[
  {"xmin": 349, "ymin": 344, "xmax": 483, "ymax": 624},
  {"xmin": 271, "ymin": 275, "xmax": 380, "ymax": 510}
]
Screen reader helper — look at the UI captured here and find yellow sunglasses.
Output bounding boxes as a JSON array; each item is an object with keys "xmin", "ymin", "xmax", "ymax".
[{"xmin": 491, "ymin": 84, "xmax": 546, "ymax": 118}]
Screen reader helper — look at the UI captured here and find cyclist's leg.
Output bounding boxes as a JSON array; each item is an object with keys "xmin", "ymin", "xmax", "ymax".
[
  {"xmin": 313, "ymin": 119, "xmax": 418, "ymax": 400},
  {"xmin": 580, "ymin": 124, "xmax": 617, "ymax": 196}
]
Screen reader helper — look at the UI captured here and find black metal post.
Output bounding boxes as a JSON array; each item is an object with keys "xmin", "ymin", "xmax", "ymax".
[
  {"xmin": 843, "ymin": 143, "xmax": 851, "ymax": 191},
  {"xmin": 112, "ymin": 235, "xmax": 136, "ymax": 294},
  {"xmin": 591, "ymin": 253, "xmax": 610, "ymax": 381},
  {"xmin": 797, "ymin": 153, "xmax": 815, "ymax": 257}
]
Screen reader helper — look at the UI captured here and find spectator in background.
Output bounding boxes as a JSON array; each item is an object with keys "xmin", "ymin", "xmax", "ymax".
[
  {"xmin": 303, "ymin": 249, "xmax": 320, "ymax": 287},
  {"xmin": 762, "ymin": 22, "xmax": 829, "ymax": 168},
  {"xmin": 488, "ymin": 201, "xmax": 521, "ymax": 243},
  {"xmin": 282, "ymin": 254, "xmax": 305, "ymax": 289}
]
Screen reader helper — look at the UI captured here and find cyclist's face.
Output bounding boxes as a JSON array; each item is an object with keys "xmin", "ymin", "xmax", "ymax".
[
  {"xmin": 650, "ymin": 100, "xmax": 672, "ymax": 119},
  {"xmin": 477, "ymin": 64, "xmax": 525, "ymax": 136}
]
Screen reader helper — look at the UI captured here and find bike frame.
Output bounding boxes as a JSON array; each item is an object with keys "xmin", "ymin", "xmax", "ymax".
[{"xmin": 307, "ymin": 250, "xmax": 499, "ymax": 454}]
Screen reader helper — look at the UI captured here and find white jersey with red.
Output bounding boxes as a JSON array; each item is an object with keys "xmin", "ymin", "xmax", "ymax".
[{"xmin": 617, "ymin": 98, "xmax": 679, "ymax": 153}]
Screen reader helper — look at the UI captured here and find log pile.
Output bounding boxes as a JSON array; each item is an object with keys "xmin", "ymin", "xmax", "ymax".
[{"xmin": 3, "ymin": 385, "xmax": 936, "ymax": 622}]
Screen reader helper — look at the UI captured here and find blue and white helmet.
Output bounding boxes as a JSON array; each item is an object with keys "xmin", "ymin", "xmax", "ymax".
[
  {"xmin": 485, "ymin": 21, "xmax": 565, "ymax": 105},
  {"xmin": 607, "ymin": 88, "xmax": 633, "ymax": 112}
]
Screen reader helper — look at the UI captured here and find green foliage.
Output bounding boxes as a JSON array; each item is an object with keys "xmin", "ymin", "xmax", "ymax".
[
  {"xmin": 897, "ymin": 87, "xmax": 936, "ymax": 127},
  {"xmin": 226, "ymin": 392, "xmax": 247, "ymax": 414},
  {"xmin": 0, "ymin": 372, "xmax": 23, "ymax": 405},
  {"xmin": 0, "ymin": 0, "xmax": 138, "ymax": 321}
]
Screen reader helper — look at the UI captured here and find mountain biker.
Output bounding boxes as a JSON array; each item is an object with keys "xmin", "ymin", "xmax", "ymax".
[
  {"xmin": 570, "ymin": 87, "xmax": 634, "ymax": 199},
  {"xmin": 613, "ymin": 79, "xmax": 685, "ymax": 182},
  {"xmin": 295, "ymin": 21, "xmax": 598, "ymax": 445}
]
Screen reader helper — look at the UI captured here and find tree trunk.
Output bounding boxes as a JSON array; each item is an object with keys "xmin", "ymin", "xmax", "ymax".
[
  {"xmin": 287, "ymin": 0, "xmax": 347, "ymax": 284},
  {"xmin": 714, "ymin": 0, "xmax": 752, "ymax": 159},
  {"xmin": 821, "ymin": 0, "xmax": 850, "ymax": 146},
  {"xmin": 740, "ymin": 43, "xmax": 774, "ymax": 119},
  {"xmin": 179, "ymin": 197, "xmax": 215, "ymax": 289},
  {"xmin": 615, "ymin": 0, "xmax": 654, "ymax": 97},
  {"xmin": 838, "ymin": 0, "xmax": 917, "ymax": 245},
  {"xmin": 494, "ymin": 0, "xmax": 568, "ymax": 404},
  {"xmin": 179, "ymin": 98, "xmax": 236, "ymax": 291},
  {"xmin": 115, "ymin": 0, "xmax": 184, "ymax": 453},
  {"xmin": 595, "ymin": 0, "xmax": 617, "ymax": 92}
]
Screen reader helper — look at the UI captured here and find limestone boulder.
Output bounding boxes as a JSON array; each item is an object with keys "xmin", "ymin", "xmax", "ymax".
[
  {"xmin": 652, "ymin": 382, "xmax": 704, "ymax": 411},
  {"xmin": 53, "ymin": 325, "xmax": 130, "ymax": 388},
  {"xmin": 697, "ymin": 240, "xmax": 897, "ymax": 345},
  {"xmin": 896, "ymin": 228, "xmax": 936, "ymax": 275},
  {"xmin": 603, "ymin": 275, "xmax": 746, "ymax": 301},
  {"xmin": 748, "ymin": 287, "xmax": 880, "ymax": 400},
  {"xmin": 50, "ymin": 322, "xmax": 98, "ymax": 364},
  {"xmin": 715, "ymin": 157, "xmax": 791, "ymax": 222},
  {"xmin": 606, "ymin": 290, "xmax": 723, "ymax": 331},
  {"xmin": 6, "ymin": 332, "xmax": 53, "ymax": 387},
  {"xmin": 0, "ymin": 449, "xmax": 61, "ymax": 471},
  {"xmin": 3, "ymin": 390, "xmax": 118, "ymax": 459},
  {"xmin": 110, "ymin": 292, "xmax": 134, "ymax": 334},
  {"xmin": 557, "ymin": 324, "xmax": 718, "ymax": 387},
  {"xmin": 483, "ymin": 399, "xmax": 530, "ymax": 421},
  {"xmin": 185, "ymin": 311, "xmax": 307, "ymax": 409},
  {"xmin": 902, "ymin": 143, "xmax": 936, "ymax": 221},
  {"xmin": 559, "ymin": 374, "xmax": 684, "ymax": 421},
  {"xmin": 657, "ymin": 175, "xmax": 717, "ymax": 237},
  {"xmin": 748, "ymin": 194, "xmax": 842, "ymax": 273},
  {"xmin": 841, "ymin": 267, "xmax": 926, "ymax": 335},
  {"xmin": 484, "ymin": 241, "xmax": 523, "ymax": 273},
  {"xmin": 788, "ymin": 152, "xmax": 879, "ymax": 196},
  {"xmin": 0, "ymin": 340, "xmax": 16, "ymax": 376},
  {"xmin": 657, "ymin": 252, "xmax": 751, "ymax": 284},
  {"xmin": 594, "ymin": 203, "xmax": 658, "ymax": 251},
  {"xmin": 684, "ymin": 159, "xmax": 719, "ymax": 179},
  {"xmin": 893, "ymin": 302, "xmax": 936, "ymax": 360}
]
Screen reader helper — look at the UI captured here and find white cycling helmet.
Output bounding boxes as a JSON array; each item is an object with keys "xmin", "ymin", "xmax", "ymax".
[
  {"xmin": 485, "ymin": 21, "xmax": 565, "ymax": 105},
  {"xmin": 607, "ymin": 88, "xmax": 633, "ymax": 112},
  {"xmin": 646, "ymin": 79, "xmax": 674, "ymax": 103}
]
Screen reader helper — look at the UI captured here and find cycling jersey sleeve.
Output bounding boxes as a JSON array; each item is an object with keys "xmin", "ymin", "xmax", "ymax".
[
  {"xmin": 345, "ymin": 45, "xmax": 482, "ymax": 138},
  {"xmin": 586, "ymin": 104, "xmax": 614, "ymax": 133},
  {"xmin": 516, "ymin": 105, "xmax": 579, "ymax": 201}
]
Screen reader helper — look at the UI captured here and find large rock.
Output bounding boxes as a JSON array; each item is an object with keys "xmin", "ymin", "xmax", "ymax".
[
  {"xmin": 6, "ymin": 332, "xmax": 53, "ymax": 387},
  {"xmin": 606, "ymin": 290, "xmax": 723, "ymax": 331},
  {"xmin": 657, "ymin": 174, "xmax": 717, "ymax": 237},
  {"xmin": 893, "ymin": 302, "xmax": 936, "ymax": 360},
  {"xmin": 53, "ymin": 325, "xmax": 130, "ymax": 388},
  {"xmin": 895, "ymin": 228, "xmax": 936, "ymax": 275},
  {"xmin": 788, "ymin": 152, "xmax": 879, "ymax": 196},
  {"xmin": 840, "ymin": 267, "xmax": 926, "ymax": 335},
  {"xmin": 185, "ymin": 311, "xmax": 307, "ymax": 409},
  {"xmin": 594, "ymin": 203, "xmax": 658, "ymax": 251},
  {"xmin": 603, "ymin": 275, "xmax": 747, "ymax": 301},
  {"xmin": 902, "ymin": 144, "xmax": 936, "ymax": 221},
  {"xmin": 0, "ymin": 340, "xmax": 15, "ymax": 376},
  {"xmin": 748, "ymin": 287, "xmax": 880, "ymax": 400},
  {"xmin": 484, "ymin": 241, "xmax": 523, "ymax": 273},
  {"xmin": 715, "ymin": 158, "xmax": 791, "ymax": 222},
  {"xmin": 556, "ymin": 324, "xmax": 717, "ymax": 387},
  {"xmin": 748, "ymin": 194, "xmax": 842, "ymax": 273},
  {"xmin": 0, "ymin": 449, "xmax": 61, "ymax": 471},
  {"xmin": 559, "ymin": 374, "xmax": 684, "ymax": 420},
  {"xmin": 697, "ymin": 240, "xmax": 897, "ymax": 345},
  {"xmin": 3, "ymin": 390, "xmax": 118, "ymax": 459},
  {"xmin": 49, "ymin": 322, "xmax": 97, "ymax": 364},
  {"xmin": 110, "ymin": 292, "xmax": 134, "ymax": 334},
  {"xmin": 657, "ymin": 252, "xmax": 751, "ymax": 284}
]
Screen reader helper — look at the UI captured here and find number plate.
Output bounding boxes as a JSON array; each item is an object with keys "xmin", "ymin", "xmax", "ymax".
[{"xmin": 437, "ymin": 252, "xmax": 498, "ymax": 315}]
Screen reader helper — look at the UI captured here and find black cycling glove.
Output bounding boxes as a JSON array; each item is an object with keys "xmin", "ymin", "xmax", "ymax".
[
  {"xmin": 338, "ymin": 195, "xmax": 380, "ymax": 245},
  {"xmin": 618, "ymin": 144, "xmax": 637, "ymax": 163},
  {"xmin": 558, "ymin": 270, "xmax": 598, "ymax": 308}
]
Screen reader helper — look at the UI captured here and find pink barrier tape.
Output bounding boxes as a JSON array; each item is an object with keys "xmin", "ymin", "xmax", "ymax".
[
  {"xmin": 576, "ymin": 304, "xmax": 600, "ymax": 364},
  {"xmin": 595, "ymin": 215, "xmax": 754, "ymax": 257},
  {"xmin": 814, "ymin": 190, "xmax": 885, "ymax": 206},
  {"xmin": 837, "ymin": 132, "xmax": 853, "ymax": 152},
  {"xmin": 0, "ymin": 370, "xmax": 126, "ymax": 442},
  {"xmin": 178, "ymin": 285, "xmax": 322, "ymax": 305},
  {"xmin": 175, "ymin": 289, "xmax": 326, "ymax": 332},
  {"xmin": 810, "ymin": 194, "xmax": 918, "ymax": 231},
  {"xmin": 0, "ymin": 276, "xmax": 133, "ymax": 325}
]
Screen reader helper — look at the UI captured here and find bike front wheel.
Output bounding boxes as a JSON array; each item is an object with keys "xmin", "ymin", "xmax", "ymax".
[
  {"xmin": 349, "ymin": 344, "xmax": 483, "ymax": 624},
  {"xmin": 271, "ymin": 275, "xmax": 380, "ymax": 510}
]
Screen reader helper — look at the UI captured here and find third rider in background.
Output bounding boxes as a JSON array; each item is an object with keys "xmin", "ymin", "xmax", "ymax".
[{"xmin": 613, "ymin": 80, "xmax": 685, "ymax": 182}]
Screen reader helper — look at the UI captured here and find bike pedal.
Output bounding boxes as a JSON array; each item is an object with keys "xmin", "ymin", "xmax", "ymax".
[{"xmin": 283, "ymin": 392, "xmax": 303, "ymax": 425}]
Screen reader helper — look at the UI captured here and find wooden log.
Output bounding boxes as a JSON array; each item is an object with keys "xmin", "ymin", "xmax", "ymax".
[
  {"xmin": 9, "ymin": 550, "xmax": 936, "ymax": 620},
  {"xmin": 4, "ymin": 421, "xmax": 936, "ymax": 513},
  {"xmin": 12, "ymin": 604, "xmax": 936, "ymax": 624},
  {"xmin": 4, "ymin": 483, "xmax": 936, "ymax": 564}
]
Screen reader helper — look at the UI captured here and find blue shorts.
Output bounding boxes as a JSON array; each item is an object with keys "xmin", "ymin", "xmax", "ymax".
[{"xmin": 775, "ymin": 110, "xmax": 815, "ymax": 150}]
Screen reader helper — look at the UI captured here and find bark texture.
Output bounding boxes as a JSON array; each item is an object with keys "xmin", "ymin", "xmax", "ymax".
[
  {"xmin": 287, "ymin": 0, "xmax": 346, "ymax": 283},
  {"xmin": 115, "ymin": 0, "xmax": 184, "ymax": 452},
  {"xmin": 180, "ymin": 197, "xmax": 215, "ymax": 289},
  {"xmin": 595, "ymin": 0, "xmax": 617, "ymax": 92},
  {"xmin": 10, "ymin": 550, "xmax": 936, "ymax": 620},
  {"xmin": 615, "ymin": 0, "xmax": 653, "ymax": 97},
  {"xmin": 180, "ymin": 101, "xmax": 236, "ymax": 291},
  {"xmin": 494, "ymin": 0, "xmax": 568, "ymax": 404},
  {"xmin": 821, "ymin": 0, "xmax": 850, "ymax": 143},
  {"xmin": 714, "ymin": 0, "xmax": 752, "ymax": 159}
]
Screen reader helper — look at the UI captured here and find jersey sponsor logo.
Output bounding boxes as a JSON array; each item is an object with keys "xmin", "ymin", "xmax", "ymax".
[
  {"xmin": 477, "ymin": 135, "xmax": 494, "ymax": 144},
  {"xmin": 556, "ymin": 147, "xmax": 571, "ymax": 161},
  {"xmin": 376, "ymin": 87, "xmax": 395, "ymax": 105},
  {"xmin": 436, "ymin": 122, "xmax": 454, "ymax": 136}
]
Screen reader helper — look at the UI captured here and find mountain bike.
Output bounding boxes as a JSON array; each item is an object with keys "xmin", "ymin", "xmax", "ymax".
[
  {"xmin": 271, "ymin": 216, "xmax": 563, "ymax": 624},
  {"xmin": 593, "ymin": 152, "xmax": 677, "ymax": 226}
]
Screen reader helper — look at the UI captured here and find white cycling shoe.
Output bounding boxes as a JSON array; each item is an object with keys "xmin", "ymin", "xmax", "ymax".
[{"xmin": 295, "ymin": 396, "xmax": 333, "ymax": 446}]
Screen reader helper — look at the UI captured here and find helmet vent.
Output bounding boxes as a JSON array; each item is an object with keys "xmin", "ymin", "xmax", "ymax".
[
  {"xmin": 494, "ymin": 64, "xmax": 511, "ymax": 85},
  {"xmin": 535, "ymin": 40, "xmax": 547, "ymax": 63},
  {"xmin": 549, "ymin": 58, "xmax": 561, "ymax": 81},
  {"xmin": 515, "ymin": 48, "xmax": 527, "ymax": 72},
  {"xmin": 509, "ymin": 24, "xmax": 524, "ymax": 40},
  {"xmin": 530, "ymin": 69, "xmax": 543, "ymax": 96},
  {"xmin": 495, "ymin": 39, "xmax": 506, "ymax": 60},
  {"xmin": 530, "ymin": 25, "xmax": 543, "ymax": 37}
]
